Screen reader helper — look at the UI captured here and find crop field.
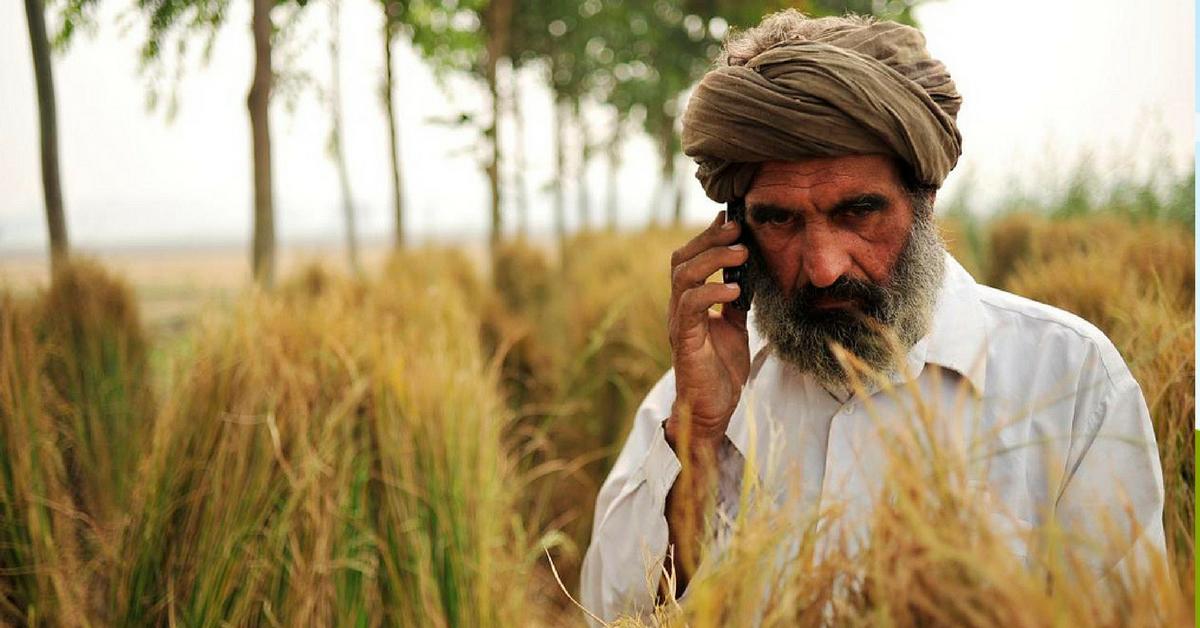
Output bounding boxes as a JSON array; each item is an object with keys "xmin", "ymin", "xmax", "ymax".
[{"xmin": 0, "ymin": 199, "xmax": 1194, "ymax": 626}]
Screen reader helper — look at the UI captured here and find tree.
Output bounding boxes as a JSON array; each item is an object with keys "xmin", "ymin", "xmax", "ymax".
[
  {"xmin": 405, "ymin": 0, "xmax": 513, "ymax": 250},
  {"xmin": 23, "ymin": 0, "xmax": 69, "ymax": 272},
  {"xmin": 326, "ymin": 0, "xmax": 360, "ymax": 273},
  {"xmin": 381, "ymin": 0, "xmax": 407, "ymax": 248},
  {"xmin": 510, "ymin": 0, "xmax": 605, "ymax": 242},
  {"xmin": 604, "ymin": 109, "xmax": 625, "ymax": 230},
  {"xmin": 135, "ymin": 0, "xmax": 312, "ymax": 288},
  {"xmin": 248, "ymin": 0, "xmax": 276, "ymax": 286},
  {"xmin": 598, "ymin": 1, "xmax": 798, "ymax": 225}
]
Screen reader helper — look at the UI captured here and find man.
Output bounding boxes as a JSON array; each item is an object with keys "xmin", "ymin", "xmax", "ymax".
[{"xmin": 579, "ymin": 10, "xmax": 1166, "ymax": 624}]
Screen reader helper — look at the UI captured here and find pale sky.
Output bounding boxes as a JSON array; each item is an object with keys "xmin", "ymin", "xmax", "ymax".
[{"xmin": 0, "ymin": 0, "xmax": 1193, "ymax": 252}]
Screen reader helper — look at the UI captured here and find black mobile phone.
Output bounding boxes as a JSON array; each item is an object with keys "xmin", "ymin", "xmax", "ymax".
[{"xmin": 724, "ymin": 198, "xmax": 754, "ymax": 311}]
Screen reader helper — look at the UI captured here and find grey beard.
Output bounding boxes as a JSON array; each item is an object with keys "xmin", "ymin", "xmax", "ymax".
[{"xmin": 745, "ymin": 213, "xmax": 945, "ymax": 393}]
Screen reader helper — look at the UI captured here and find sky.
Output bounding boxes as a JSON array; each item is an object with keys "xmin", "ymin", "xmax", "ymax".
[{"xmin": 0, "ymin": 0, "xmax": 1194, "ymax": 252}]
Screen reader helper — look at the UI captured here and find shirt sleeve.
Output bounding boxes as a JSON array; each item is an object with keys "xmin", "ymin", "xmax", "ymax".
[
  {"xmin": 579, "ymin": 370, "xmax": 682, "ymax": 626},
  {"xmin": 1054, "ymin": 353, "xmax": 1168, "ymax": 581}
]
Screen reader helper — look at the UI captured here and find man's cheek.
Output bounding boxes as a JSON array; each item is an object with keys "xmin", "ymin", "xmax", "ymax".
[{"xmin": 752, "ymin": 238, "xmax": 802, "ymax": 287}]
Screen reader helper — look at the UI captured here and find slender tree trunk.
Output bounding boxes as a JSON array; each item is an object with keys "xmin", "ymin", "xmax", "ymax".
[
  {"xmin": 645, "ymin": 177, "xmax": 663, "ymax": 227},
  {"xmin": 659, "ymin": 119, "xmax": 682, "ymax": 226},
  {"xmin": 484, "ymin": 90, "xmax": 501, "ymax": 249},
  {"xmin": 574, "ymin": 99, "xmax": 590, "ymax": 233},
  {"xmin": 553, "ymin": 94, "xmax": 567, "ymax": 245},
  {"xmin": 606, "ymin": 113, "xmax": 622, "ymax": 232},
  {"xmin": 24, "ymin": 0, "xmax": 68, "ymax": 272},
  {"xmin": 329, "ymin": 0, "xmax": 359, "ymax": 273},
  {"xmin": 510, "ymin": 64, "xmax": 528, "ymax": 238},
  {"xmin": 673, "ymin": 157, "xmax": 684, "ymax": 224},
  {"xmin": 483, "ymin": 0, "xmax": 512, "ymax": 250},
  {"xmin": 383, "ymin": 13, "xmax": 404, "ymax": 249},
  {"xmin": 646, "ymin": 122, "xmax": 671, "ymax": 226},
  {"xmin": 248, "ymin": 0, "xmax": 276, "ymax": 287}
]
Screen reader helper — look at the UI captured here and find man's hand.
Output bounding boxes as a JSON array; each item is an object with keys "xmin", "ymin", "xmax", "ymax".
[
  {"xmin": 666, "ymin": 210, "xmax": 752, "ymax": 450},
  {"xmin": 662, "ymin": 210, "xmax": 753, "ymax": 596}
]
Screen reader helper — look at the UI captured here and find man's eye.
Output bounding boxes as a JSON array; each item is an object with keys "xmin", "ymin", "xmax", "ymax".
[
  {"xmin": 843, "ymin": 204, "xmax": 878, "ymax": 218},
  {"xmin": 765, "ymin": 212, "xmax": 794, "ymax": 225}
]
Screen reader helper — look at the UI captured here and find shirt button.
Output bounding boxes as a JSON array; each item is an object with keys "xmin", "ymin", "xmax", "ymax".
[{"xmin": 842, "ymin": 403, "xmax": 855, "ymax": 415}]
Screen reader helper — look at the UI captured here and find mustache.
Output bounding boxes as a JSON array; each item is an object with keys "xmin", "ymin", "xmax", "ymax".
[
  {"xmin": 742, "ymin": 235, "xmax": 893, "ymax": 319},
  {"xmin": 743, "ymin": 213, "xmax": 946, "ymax": 389},
  {"xmin": 794, "ymin": 275, "xmax": 891, "ymax": 316}
]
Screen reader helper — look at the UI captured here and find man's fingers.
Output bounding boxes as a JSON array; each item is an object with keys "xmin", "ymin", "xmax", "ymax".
[
  {"xmin": 675, "ymin": 282, "xmax": 742, "ymax": 333},
  {"xmin": 721, "ymin": 295, "xmax": 748, "ymax": 331},
  {"xmin": 672, "ymin": 245, "xmax": 749, "ymax": 294},
  {"xmin": 670, "ymin": 211, "xmax": 741, "ymax": 270}
]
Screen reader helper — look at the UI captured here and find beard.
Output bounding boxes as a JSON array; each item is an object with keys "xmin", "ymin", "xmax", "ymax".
[{"xmin": 745, "ymin": 210, "xmax": 945, "ymax": 393}]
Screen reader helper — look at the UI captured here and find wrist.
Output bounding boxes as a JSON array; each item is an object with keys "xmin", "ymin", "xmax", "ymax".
[{"xmin": 664, "ymin": 407, "xmax": 725, "ymax": 455}]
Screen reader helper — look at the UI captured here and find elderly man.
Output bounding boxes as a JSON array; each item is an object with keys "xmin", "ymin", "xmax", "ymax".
[{"xmin": 579, "ymin": 10, "xmax": 1166, "ymax": 624}]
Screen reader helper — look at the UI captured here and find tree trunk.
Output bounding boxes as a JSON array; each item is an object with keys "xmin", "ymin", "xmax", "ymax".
[
  {"xmin": 574, "ymin": 99, "xmax": 590, "ymax": 233},
  {"xmin": 483, "ymin": 0, "xmax": 512, "ymax": 251},
  {"xmin": 553, "ymin": 94, "xmax": 567, "ymax": 245},
  {"xmin": 24, "ymin": 0, "xmax": 68, "ymax": 272},
  {"xmin": 248, "ymin": 0, "xmax": 276, "ymax": 287},
  {"xmin": 672, "ymin": 158, "xmax": 684, "ymax": 224},
  {"xmin": 484, "ymin": 79, "xmax": 501, "ymax": 250},
  {"xmin": 510, "ymin": 64, "xmax": 528, "ymax": 238},
  {"xmin": 383, "ymin": 12, "xmax": 404, "ymax": 249},
  {"xmin": 606, "ymin": 113, "xmax": 622, "ymax": 232},
  {"xmin": 329, "ymin": 0, "xmax": 359, "ymax": 274},
  {"xmin": 659, "ymin": 118, "xmax": 682, "ymax": 226}
]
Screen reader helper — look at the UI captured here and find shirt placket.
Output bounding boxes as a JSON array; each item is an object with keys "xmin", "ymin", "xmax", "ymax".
[{"xmin": 815, "ymin": 388, "xmax": 893, "ymax": 555}]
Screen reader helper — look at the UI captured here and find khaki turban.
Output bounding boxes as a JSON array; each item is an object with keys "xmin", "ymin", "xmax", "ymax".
[{"xmin": 681, "ymin": 21, "xmax": 963, "ymax": 203}]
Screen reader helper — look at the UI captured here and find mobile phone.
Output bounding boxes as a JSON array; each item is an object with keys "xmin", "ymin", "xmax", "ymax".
[{"xmin": 724, "ymin": 198, "xmax": 754, "ymax": 311}]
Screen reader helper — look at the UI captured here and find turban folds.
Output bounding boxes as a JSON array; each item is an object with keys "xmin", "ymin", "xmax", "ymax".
[{"xmin": 681, "ymin": 21, "xmax": 963, "ymax": 203}]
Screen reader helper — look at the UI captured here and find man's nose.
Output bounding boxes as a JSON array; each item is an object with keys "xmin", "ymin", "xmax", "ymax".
[{"xmin": 801, "ymin": 225, "xmax": 852, "ymax": 289}]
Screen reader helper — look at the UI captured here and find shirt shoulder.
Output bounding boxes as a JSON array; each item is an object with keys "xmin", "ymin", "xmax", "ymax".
[{"xmin": 973, "ymin": 284, "xmax": 1134, "ymax": 392}]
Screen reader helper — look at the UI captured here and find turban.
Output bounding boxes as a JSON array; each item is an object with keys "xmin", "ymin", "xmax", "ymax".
[{"xmin": 681, "ymin": 21, "xmax": 963, "ymax": 203}]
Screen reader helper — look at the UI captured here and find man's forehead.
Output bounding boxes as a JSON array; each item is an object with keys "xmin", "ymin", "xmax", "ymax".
[{"xmin": 747, "ymin": 156, "xmax": 902, "ymax": 200}]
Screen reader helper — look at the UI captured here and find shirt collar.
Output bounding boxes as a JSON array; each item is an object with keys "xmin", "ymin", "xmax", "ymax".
[
  {"xmin": 921, "ymin": 251, "xmax": 989, "ymax": 397},
  {"xmin": 745, "ymin": 251, "xmax": 988, "ymax": 397}
]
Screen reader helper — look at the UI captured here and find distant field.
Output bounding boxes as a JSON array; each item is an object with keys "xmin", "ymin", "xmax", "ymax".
[{"xmin": 0, "ymin": 240, "xmax": 500, "ymax": 336}]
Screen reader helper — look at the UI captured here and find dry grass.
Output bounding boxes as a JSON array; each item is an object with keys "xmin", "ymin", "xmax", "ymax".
[
  {"xmin": 484, "ymin": 229, "xmax": 690, "ymax": 599},
  {"xmin": 0, "ymin": 294, "xmax": 94, "ymax": 627},
  {"xmin": 3, "ymin": 251, "xmax": 557, "ymax": 627},
  {"xmin": 624, "ymin": 380, "xmax": 1192, "ymax": 628},
  {"xmin": 0, "ymin": 210, "xmax": 1191, "ymax": 626}
]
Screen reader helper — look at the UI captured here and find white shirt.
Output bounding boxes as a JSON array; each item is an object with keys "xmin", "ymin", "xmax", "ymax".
[{"xmin": 579, "ymin": 252, "xmax": 1166, "ymax": 624}]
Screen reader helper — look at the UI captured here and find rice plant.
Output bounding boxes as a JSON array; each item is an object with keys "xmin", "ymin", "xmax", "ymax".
[{"xmin": 0, "ymin": 206, "xmax": 1190, "ymax": 626}]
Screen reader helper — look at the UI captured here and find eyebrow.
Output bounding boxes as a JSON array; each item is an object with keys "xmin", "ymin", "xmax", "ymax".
[{"xmin": 748, "ymin": 193, "xmax": 890, "ymax": 223}]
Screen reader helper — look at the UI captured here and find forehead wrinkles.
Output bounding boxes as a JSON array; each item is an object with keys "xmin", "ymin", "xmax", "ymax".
[
  {"xmin": 749, "ymin": 167, "xmax": 866, "ymax": 199},
  {"xmin": 762, "ymin": 161, "xmax": 846, "ymax": 177},
  {"xmin": 749, "ymin": 178, "xmax": 854, "ymax": 192}
]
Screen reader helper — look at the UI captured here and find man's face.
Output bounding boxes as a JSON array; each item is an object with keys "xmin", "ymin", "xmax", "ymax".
[{"xmin": 742, "ymin": 155, "xmax": 945, "ymax": 390}]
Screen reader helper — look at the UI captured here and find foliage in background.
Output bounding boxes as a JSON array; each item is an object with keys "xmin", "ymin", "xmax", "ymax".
[{"xmin": 400, "ymin": 0, "xmax": 934, "ymax": 240}]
